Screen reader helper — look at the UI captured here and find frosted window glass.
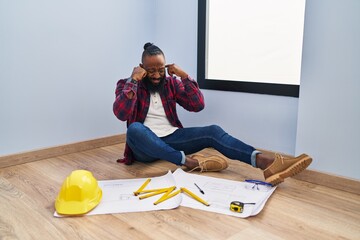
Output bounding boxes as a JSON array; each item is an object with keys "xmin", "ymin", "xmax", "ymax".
[{"xmin": 206, "ymin": 0, "xmax": 306, "ymax": 85}]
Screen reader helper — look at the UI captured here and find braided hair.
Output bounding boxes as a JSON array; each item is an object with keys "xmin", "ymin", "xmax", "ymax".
[{"xmin": 141, "ymin": 42, "xmax": 164, "ymax": 62}]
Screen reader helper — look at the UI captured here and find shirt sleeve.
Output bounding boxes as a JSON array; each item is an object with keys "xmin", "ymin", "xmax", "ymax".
[
  {"xmin": 175, "ymin": 76, "xmax": 205, "ymax": 112},
  {"xmin": 113, "ymin": 78, "xmax": 138, "ymax": 121}
]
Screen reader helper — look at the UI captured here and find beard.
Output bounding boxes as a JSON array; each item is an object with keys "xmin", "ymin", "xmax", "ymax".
[{"xmin": 143, "ymin": 75, "xmax": 166, "ymax": 93}]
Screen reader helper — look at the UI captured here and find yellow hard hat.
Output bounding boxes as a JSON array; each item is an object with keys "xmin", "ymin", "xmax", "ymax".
[{"xmin": 55, "ymin": 170, "xmax": 102, "ymax": 215}]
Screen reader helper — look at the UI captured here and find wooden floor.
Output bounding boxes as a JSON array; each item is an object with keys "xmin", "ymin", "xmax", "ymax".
[{"xmin": 0, "ymin": 143, "xmax": 359, "ymax": 240}]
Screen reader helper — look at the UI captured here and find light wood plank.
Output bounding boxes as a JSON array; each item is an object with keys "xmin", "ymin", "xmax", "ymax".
[
  {"xmin": 0, "ymin": 144, "xmax": 359, "ymax": 239},
  {"xmin": 1, "ymin": 135, "xmax": 359, "ymax": 194}
]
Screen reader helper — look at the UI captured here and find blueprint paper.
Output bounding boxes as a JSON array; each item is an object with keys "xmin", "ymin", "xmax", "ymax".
[
  {"xmin": 173, "ymin": 168, "xmax": 276, "ymax": 218},
  {"xmin": 54, "ymin": 169, "xmax": 275, "ymax": 218}
]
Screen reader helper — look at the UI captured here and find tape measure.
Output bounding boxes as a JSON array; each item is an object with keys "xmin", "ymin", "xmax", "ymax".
[
  {"xmin": 230, "ymin": 201, "xmax": 256, "ymax": 213},
  {"xmin": 230, "ymin": 201, "xmax": 244, "ymax": 213}
]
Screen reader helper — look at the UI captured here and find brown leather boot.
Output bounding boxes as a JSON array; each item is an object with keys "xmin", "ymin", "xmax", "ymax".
[
  {"xmin": 263, "ymin": 153, "xmax": 312, "ymax": 186},
  {"xmin": 188, "ymin": 154, "xmax": 229, "ymax": 172}
]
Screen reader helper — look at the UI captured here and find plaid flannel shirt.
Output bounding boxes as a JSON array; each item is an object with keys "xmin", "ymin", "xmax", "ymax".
[{"xmin": 113, "ymin": 76, "xmax": 205, "ymax": 164}]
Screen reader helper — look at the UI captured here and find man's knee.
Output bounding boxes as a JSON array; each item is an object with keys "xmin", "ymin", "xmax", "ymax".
[
  {"xmin": 127, "ymin": 122, "xmax": 146, "ymax": 138},
  {"xmin": 208, "ymin": 124, "xmax": 224, "ymax": 133}
]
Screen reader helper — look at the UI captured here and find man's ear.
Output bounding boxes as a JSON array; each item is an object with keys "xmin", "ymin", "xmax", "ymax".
[{"xmin": 139, "ymin": 63, "xmax": 144, "ymax": 68}]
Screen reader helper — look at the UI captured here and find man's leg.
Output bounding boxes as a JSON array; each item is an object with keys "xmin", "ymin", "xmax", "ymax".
[
  {"xmin": 126, "ymin": 122, "xmax": 185, "ymax": 165},
  {"xmin": 126, "ymin": 123, "xmax": 227, "ymax": 171},
  {"xmin": 162, "ymin": 125, "xmax": 312, "ymax": 184},
  {"xmin": 162, "ymin": 125, "xmax": 257, "ymax": 166}
]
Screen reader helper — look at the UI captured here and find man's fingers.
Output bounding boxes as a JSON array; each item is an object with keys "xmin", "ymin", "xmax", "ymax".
[
  {"xmin": 166, "ymin": 64, "xmax": 175, "ymax": 76},
  {"xmin": 167, "ymin": 68, "xmax": 174, "ymax": 76}
]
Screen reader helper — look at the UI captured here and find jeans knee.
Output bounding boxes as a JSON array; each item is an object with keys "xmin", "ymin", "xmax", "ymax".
[
  {"xmin": 206, "ymin": 125, "xmax": 227, "ymax": 140},
  {"xmin": 127, "ymin": 122, "xmax": 146, "ymax": 139},
  {"xmin": 208, "ymin": 124, "xmax": 224, "ymax": 133}
]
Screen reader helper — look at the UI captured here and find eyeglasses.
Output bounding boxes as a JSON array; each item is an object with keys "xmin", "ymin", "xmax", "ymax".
[
  {"xmin": 145, "ymin": 67, "xmax": 166, "ymax": 76},
  {"xmin": 244, "ymin": 180, "xmax": 273, "ymax": 192}
]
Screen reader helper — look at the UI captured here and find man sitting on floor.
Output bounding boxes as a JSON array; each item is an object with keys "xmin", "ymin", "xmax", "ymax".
[{"xmin": 113, "ymin": 42, "xmax": 312, "ymax": 186}]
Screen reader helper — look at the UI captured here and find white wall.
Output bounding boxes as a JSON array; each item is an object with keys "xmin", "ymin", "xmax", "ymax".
[
  {"xmin": 2, "ymin": 0, "xmax": 358, "ymax": 180},
  {"xmin": 0, "ymin": 0, "xmax": 300, "ymax": 157},
  {"xmin": 154, "ymin": 0, "xmax": 299, "ymax": 154},
  {"xmin": 296, "ymin": 0, "xmax": 360, "ymax": 180},
  {"xmin": 156, "ymin": 0, "xmax": 359, "ymax": 180},
  {"xmin": 0, "ymin": 0, "xmax": 154, "ymax": 155}
]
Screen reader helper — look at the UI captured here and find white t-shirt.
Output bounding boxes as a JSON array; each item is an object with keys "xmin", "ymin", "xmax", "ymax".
[{"xmin": 143, "ymin": 92, "xmax": 178, "ymax": 137}]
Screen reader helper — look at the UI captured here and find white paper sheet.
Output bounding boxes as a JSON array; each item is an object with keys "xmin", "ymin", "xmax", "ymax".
[
  {"xmin": 172, "ymin": 168, "xmax": 276, "ymax": 218},
  {"xmin": 54, "ymin": 169, "xmax": 276, "ymax": 218}
]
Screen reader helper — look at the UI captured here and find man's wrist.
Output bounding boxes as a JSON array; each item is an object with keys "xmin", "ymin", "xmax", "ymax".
[
  {"xmin": 127, "ymin": 77, "xmax": 138, "ymax": 84},
  {"xmin": 178, "ymin": 72, "xmax": 187, "ymax": 79},
  {"xmin": 180, "ymin": 74, "xmax": 189, "ymax": 80}
]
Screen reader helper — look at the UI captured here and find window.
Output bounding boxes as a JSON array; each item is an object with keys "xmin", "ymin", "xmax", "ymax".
[{"xmin": 197, "ymin": 0, "xmax": 306, "ymax": 97}]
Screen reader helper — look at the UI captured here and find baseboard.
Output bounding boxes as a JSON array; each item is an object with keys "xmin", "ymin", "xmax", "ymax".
[
  {"xmin": 293, "ymin": 169, "xmax": 360, "ymax": 195},
  {"xmin": 257, "ymin": 148, "xmax": 359, "ymax": 195},
  {"xmin": 1, "ymin": 135, "xmax": 358, "ymax": 194},
  {"xmin": 0, "ymin": 134, "xmax": 126, "ymax": 169}
]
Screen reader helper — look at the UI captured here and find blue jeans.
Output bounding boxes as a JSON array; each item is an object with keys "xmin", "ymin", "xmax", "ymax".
[{"xmin": 126, "ymin": 122, "xmax": 259, "ymax": 167}]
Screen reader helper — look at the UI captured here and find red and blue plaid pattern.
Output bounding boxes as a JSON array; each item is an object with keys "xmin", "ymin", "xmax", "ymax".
[{"xmin": 113, "ymin": 76, "xmax": 205, "ymax": 164}]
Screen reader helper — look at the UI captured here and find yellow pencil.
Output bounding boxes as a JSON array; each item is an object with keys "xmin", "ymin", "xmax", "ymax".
[
  {"xmin": 154, "ymin": 189, "xmax": 181, "ymax": 205},
  {"xmin": 134, "ymin": 187, "xmax": 173, "ymax": 196},
  {"xmin": 138, "ymin": 188, "xmax": 170, "ymax": 200},
  {"xmin": 153, "ymin": 187, "xmax": 177, "ymax": 205},
  {"xmin": 134, "ymin": 178, "xmax": 151, "ymax": 196},
  {"xmin": 181, "ymin": 187, "xmax": 210, "ymax": 206}
]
